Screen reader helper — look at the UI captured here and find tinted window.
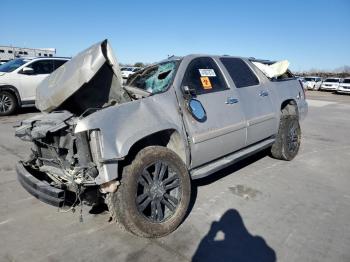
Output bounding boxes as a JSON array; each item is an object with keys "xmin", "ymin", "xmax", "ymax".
[
  {"xmin": 324, "ymin": 79, "xmax": 339, "ymax": 83},
  {"xmin": 183, "ymin": 57, "xmax": 228, "ymax": 95},
  {"xmin": 8, "ymin": 50, "xmax": 13, "ymax": 54},
  {"xmin": 28, "ymin": 60, "xmax": 54, "ymax": 74},
  {"xmin": 53, "ymin": 60, "xmax": 68, "ymax": 70},
  {"xmin": 220, "ymin": 58, "xmax": 259, "ymax": 88},
  {"xmin": 0, "ymin": 50, "xmax": 4, "ymax": 53}
]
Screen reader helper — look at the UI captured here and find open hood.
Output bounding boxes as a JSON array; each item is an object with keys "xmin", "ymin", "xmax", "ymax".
[{"xmin": 36, "ymin": 40, "xmax": 127, "ymax": 114}]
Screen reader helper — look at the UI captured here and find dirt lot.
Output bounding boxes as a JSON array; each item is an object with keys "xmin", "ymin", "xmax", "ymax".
[{"xmin": 0, "ymin": 91, "xmax": 350, "ymax": 262}]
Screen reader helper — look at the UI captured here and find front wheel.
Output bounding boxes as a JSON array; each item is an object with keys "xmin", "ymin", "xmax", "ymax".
[
  {"xmin": 271, "ymin": 113, "xmax": 301, "ymax": 161},
  {"xmin": 0, "ymin": 91, "xmax": 18, "ymax": 116},
  {"xmin": 107, "ymin": 146, "xmax": 191, "ymax": 238}
]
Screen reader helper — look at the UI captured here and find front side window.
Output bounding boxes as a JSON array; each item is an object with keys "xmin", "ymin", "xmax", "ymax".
[
  {"xmin": 127, "ymin": 61, "xmax": 178, "ymax": 94},
  {"xmin": 28, "ymin": 60, "xmax": 54, "ymax": 74},
  {"xmin": 0, "ymin": 58, "xmax": 28, "ymax": 72},
  {"xmin": 182, "ymin": 57, "xmax": 228, "ymax": 95}
]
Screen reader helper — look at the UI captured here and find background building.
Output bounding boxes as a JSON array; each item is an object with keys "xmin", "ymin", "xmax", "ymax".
[{"xmin": 0, "ymin": 46, "xmax": 56, "ymax": 63}]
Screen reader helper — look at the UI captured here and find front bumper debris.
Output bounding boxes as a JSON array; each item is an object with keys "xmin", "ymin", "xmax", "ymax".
[{"xmin": 16, "ymin": 162, "xmax": 66, "ymax": 207}]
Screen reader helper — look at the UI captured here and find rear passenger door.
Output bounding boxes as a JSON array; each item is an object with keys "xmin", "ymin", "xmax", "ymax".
[
  {"xmin": 181, "ymin": 57, "xmax": 247, "ymax": 168},
  {"xmin": 220, "ymin": 58, "xmax": 277, "ymax": 145}
]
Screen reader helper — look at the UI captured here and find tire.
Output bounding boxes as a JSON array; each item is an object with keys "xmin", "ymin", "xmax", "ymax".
[
  {"xmin": 271, "ymin": 107, "xmax": 301, "ymax": 161},
  {"xmin": 107, "ymin": 146, "xmax": 191, "ymax": 238},
  {"xmin": 0, "ymin": 91, "xmax": 18, "ymax": 116}
]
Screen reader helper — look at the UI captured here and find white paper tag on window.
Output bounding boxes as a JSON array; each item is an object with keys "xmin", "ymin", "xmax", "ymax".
[{"xmin": 199, "ymin": 69, "xmax": 216, "ymax": 77}]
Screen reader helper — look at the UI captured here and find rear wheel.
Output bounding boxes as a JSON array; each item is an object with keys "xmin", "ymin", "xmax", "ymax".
[
  {"xmin": 0, "ymin": 91, "xmax": 17, "ymax": 116},
  {"xmin": 107, "ymin": 146, "xmax": 191, "ymax": 238},
  {"xmin": 271, "ymin": 106, "xmax": 301, "ymax": 161}
]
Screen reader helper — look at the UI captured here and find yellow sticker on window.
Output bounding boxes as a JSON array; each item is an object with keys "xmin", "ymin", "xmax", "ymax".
[{"xmin": 200, "ymin": 76, "xmax": 212, "ymax": 89}]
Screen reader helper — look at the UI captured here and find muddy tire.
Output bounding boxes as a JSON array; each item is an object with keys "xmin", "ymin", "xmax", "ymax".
[
  {"xmin": 271, "ymin": 107, "xmax": 301, "ymax": 161},
  {"xmin": 107, "ymin": 146, "xmax": 191, "ymax": 238},
  {"xmin": 0, "ymin": 91, "xmax": 17, "ymax": 116}
]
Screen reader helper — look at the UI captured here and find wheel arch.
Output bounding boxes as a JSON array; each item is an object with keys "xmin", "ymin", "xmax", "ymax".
[
  {"xmin": 0, "ymin": 85, "xmax": 21, "ymax": 106},
  {"xmin": 281, "ymin": 99, "xmax": 298, "ymax": 117},
  {"xmin": 122, "ymin": 129, "xmax": 188, "ymax": 168}
]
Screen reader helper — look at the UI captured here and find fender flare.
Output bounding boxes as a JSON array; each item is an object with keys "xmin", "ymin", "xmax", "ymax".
[{"xmin": 0, "ymin": 85, "xmax": 21, "ymax": 106}]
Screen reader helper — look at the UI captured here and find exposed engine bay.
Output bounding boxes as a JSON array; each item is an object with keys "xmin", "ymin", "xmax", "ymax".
[{"xmin": 15, "ymin": 111, "xmax": 104, "ymax": 207}]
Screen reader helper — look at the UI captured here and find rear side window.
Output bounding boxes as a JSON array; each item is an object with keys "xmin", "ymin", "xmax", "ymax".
[
  {"xmin": 53, "ymin": 60, "xmax": 68, "ymax": 70},
  {"xmin": 220, "ymin": 58, "xmax": 259, "ymax": 88},
  {"xmin": 182, "ymin": 57, "xmax": 228, "ymax": 95}
]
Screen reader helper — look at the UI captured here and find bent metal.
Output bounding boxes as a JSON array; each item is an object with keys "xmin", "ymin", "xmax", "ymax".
[{"xmin": 15, "ymin": 40, "xmax": 308, "ymax": 238}]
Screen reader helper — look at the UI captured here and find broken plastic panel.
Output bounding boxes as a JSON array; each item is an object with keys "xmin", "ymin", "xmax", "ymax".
[{"xmin": 252, "ymin": 60, "xmax": 290, "ymax": 79}]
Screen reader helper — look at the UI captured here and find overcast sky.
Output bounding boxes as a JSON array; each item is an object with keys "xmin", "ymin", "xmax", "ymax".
[{"xmin": 1, "ymin": 0, "xmax": 349, "ymax": 71}]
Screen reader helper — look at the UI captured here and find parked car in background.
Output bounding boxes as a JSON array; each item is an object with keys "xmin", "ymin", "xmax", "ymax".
[
  {"xmin": 121, "ymin": 66, "xmax": 141, "ymax": 79},
  {"xmin": 320, "ymin": 78, "xmax": 342, "ymax": 91},
  {"xmin": 336, "ymin": 78, "xmax": 350, "ymax": 94},
  {"xmin": 0, "ymin": 57, "xmax": 69, "ymax": 115},
  {"xmin": 303, "ymin": 76, "xmax": 322, "ymax": 90},
  {"xmin": 297, "ymin": 77, "xmax": 307, "ymax": 90}
]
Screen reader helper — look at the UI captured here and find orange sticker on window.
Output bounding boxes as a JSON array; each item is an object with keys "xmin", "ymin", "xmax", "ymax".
[{"xmin": 200, "ymin": 77, "xmax": 212, "ymax": 89}]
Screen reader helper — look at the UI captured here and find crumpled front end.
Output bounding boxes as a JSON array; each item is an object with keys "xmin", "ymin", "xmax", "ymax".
[{"xmin": 15, "ymin": 111, "xmax": 103, "ymax": 206}]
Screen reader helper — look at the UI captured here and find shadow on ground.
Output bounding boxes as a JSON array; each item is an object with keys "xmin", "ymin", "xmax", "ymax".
[{"xmin": 192, "ymin": 209, "xmax": 276, "ymax": 262}]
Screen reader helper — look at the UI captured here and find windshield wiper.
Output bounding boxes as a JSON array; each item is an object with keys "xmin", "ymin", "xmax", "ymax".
[{"xmin": 123, "ymin": 85, "xmax": 151, "ymax": 99}]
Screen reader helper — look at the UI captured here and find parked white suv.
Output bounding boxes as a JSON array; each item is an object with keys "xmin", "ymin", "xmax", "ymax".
[
  {"xmin": 303, "ymin": 76, "xmax": 322, "ymax": 90},
  {"xmin": 121, "ymin": 67, "xmax": 141, "ymax": 79},
  {"xmin": 337, "ymin": 78, "xmax": 350, "ymax": 94},
  {"xmin": 0, "ymin": 57, "xmax": 69, "ymax": 115},
  {"xmin": 320, "ymin": 78, "xmax": 342, "ymax": 91}
]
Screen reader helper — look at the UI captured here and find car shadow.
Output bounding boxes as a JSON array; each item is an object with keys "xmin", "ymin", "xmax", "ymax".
[
  {"xmin": 183, "ymin": 149, "xmax": 269, "ymax": 222},
  {"xmin": 17, "ymin": 106, "xmax": 40, "ymax": 115},
  {"xmin": 192, "ymin": 209, "xmax": 276, "ymax": 262}
]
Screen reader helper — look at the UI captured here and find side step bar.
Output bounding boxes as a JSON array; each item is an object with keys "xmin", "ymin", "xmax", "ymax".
[{"xmin": 190, "ymin": 138, "xmax": 275, "ymax": 179}]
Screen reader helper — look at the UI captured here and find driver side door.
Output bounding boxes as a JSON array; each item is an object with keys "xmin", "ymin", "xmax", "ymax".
[{"xmin": 180, "ymin": 57, "xmax": 247, "ymax": 168}]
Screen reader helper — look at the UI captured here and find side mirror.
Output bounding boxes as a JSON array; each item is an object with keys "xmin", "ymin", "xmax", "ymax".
[
  {"xmin": 21, "ymin": 67, "xmax": 34, "ymax": 75},
  {"xmin": 182, "ymin": 85, "xmax": 196, "ymax": 99},
  {"xmin": 188, "ymin": 98, "xmax": 206, "ymax": 122}
]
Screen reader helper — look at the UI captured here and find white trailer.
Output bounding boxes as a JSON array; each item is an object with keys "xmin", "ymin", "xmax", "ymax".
[{"xmin": 0, "ymin": 46, "xmax": 56, "ymax": 63}]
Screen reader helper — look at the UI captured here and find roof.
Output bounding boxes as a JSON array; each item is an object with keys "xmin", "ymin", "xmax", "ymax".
[{"xmin": 14, "ymin": 56, "xmax": 70, "ymax": 60}]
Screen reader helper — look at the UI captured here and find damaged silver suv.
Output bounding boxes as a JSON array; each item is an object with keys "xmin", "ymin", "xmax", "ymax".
[{"xmin": 15, "ymin": 40, "xmax": 307, "ymax": 237}]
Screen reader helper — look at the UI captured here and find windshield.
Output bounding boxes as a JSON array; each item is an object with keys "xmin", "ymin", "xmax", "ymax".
[
  {"xmin": 343, "ymin": 79, "xmax": 350, "ymax": 84},
  {"xmin": 324, "ymin": 78, "xmax": 339, "ymax": 83},
  {"xmin": 127, "ymin": 61, "xmax": 178, "ymax": 94},
  {"xmin": 0, "ymin": 58, "xmax": 28, "ymax": 72},
  {"xmin": 304, "ymin": 78, "xmax": 315, "ymax": 81}
]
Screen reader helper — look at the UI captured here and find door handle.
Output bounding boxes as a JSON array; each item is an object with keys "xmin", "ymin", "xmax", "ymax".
[
  {"xmin": 225, "ymin": 97, "xmax": 239, "ymax": 104},
  {"xmin": 259, "ymin": 90, "xmax": 269, "ymax": 97}
]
